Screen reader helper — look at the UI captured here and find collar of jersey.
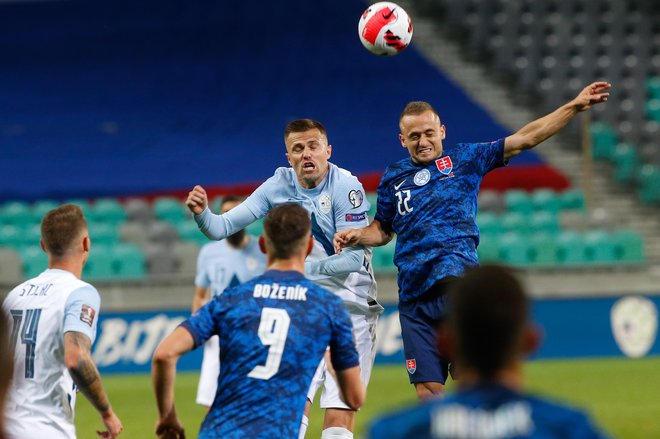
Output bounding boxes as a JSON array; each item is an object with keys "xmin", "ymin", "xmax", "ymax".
[
  {"xmin": 292, "ymin": 166, "xmax": 330, "ymax": 195},
  {"xmin": 263, "ymin": 269, "xmax": 305, "ymax": 279}
]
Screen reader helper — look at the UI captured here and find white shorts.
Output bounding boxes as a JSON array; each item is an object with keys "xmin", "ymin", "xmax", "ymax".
[
  {"xmin": 306, "ymin": 313, "xmax": 377, "ymax": 409},
  {"xmin": 196, "ymin": 335, "xmax": 220, "ymax": 407}
]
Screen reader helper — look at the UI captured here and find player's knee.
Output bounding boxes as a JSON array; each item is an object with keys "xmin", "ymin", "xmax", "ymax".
[{"xmin": 321, "ymin": 426, "xmax": 353, "ymax": 439}]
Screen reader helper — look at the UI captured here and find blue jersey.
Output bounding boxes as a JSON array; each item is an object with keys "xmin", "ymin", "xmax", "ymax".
[
  {"xmin": 368, "ymin": 384, "xmax": 609, "ymax": 439},
  {"xmin": 375, "ymin": 140, "xmax": 506, "ymax": 302},
  {"xmin": 181, "ymin": 270, "xmax": 359, "ymax": 439},
  {"xmin": 195, "ymin": 238, "xmax": 266, "ymax": 298}
]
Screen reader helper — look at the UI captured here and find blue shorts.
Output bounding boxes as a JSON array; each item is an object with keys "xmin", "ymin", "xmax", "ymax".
[{"xmin": 398, "ymin": 278, "xmax": 456, "ymax": 384}]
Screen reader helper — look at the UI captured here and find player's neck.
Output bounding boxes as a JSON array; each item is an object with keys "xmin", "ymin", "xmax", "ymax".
[
  {"xmin": 457, "ymin": 364, "xmax": 524, "ymax": 392},
  {"xmin": 48, "ymin": 258, "xmax": 83, "ymax": 279},
  {"xmin": 297, "ymin": 166, "xmax": 329, "ymax": 189},
  {"xmin": 267, "ymin": 258, "xmax": 305, "ymax": 274}
]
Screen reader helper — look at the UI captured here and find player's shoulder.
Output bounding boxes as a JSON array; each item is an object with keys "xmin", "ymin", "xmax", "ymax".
[
  {"xmin": 271, "ymin": 166, "xmax": 296, "ymax": 182},
  {"xmin": 199, "ymin": 239, "xmax": 226, "ymax": 256},
  {"xmin": 382, "ymin": 157, "xmax": 414, "ymax": 180},
  {"xmin": 329, "ymin": 163, "xmax": 364, "ymax": 187},
  {"xmin": 368, "ymin": 401, "xmax": 433, "ymax": 439}
]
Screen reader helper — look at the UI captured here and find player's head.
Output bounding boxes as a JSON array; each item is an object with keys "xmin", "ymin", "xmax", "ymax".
[
  {"xmin": 399, "ymin": 101, "xmax": 446, "ymax": 165},
  {"xmin": 219, "ymin": 195, "xmax": 247, "ymax": 247},
  {"xmin": 284, "ymin": 119, "xmax": 332, "ymax": 189},
  {"xmin": 40, "ymin": 204, "xmax": 90, "ymax": 265},
  {"xmin": 443, "ymin": 265, "xmax": 539, "ymax": 381},
  {"xmin": 0, "ymin": 311, "xmax": 12, "ymax": 432},
  {"xmin": 260, "ymin": 204, "xmax": 313, "ymax": 262}
]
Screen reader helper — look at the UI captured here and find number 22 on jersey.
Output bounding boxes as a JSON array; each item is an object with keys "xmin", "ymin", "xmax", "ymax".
[{"xmin": 248, "ymin": 307, "xmax": 290, "ymax": 380}]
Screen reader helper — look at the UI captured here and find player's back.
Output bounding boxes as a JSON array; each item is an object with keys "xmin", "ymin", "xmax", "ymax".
[
  {"xmin": 368, "ymin": 383, "xmax": 609, "ymax": 439},
  {"xmin": 182, "ymin": 269, "xmax": 358, "ymax": 438},
  {"xmin": 2, "ymin": 269, "xmax": 97, "ymax": 439}
]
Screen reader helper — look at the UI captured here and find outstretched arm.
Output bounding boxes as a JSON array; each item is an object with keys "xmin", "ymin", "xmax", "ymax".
[
  {"xmin": 334, "ymin": 220, "xmax": 394, "ymax": 254},
  {"xmin": 504, "ymin": 81, "xmax": 611, "ymax": 160},
  {"xmin": 64, "ymin": 331, "xmax": 123, "ymax": 438}
]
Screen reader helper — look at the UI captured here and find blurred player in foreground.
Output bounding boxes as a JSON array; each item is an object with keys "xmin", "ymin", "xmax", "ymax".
[
  {"xmin": 2, "ymin": 204, "xmax": 122, "ymax": 438},
  {"xmin": 368, "ymin": 265, "xmax": 610, "ymax": 439},
  {"xmin": 152, "ymin": 204, "xmax": 365, "ymax": 439},
  {"xmin": 186, "ymin": 119, "xmax": 381, "ymax": 439},
  {"xmin": 335, "ymin": 82, "xmax": 611, "ymax": 400},
  {"xmin": 0, "ymin": 312, "xmax": 11, "ymax": 439},
  {"xmin": 191, "ymin": 195, "xmax": 266, "ymax": 409}
]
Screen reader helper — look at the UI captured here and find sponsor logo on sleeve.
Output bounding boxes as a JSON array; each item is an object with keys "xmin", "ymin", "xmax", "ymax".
[
  {"xmin": 348, "ymin": 190, "xmax": 364, "ymax": 208},
  {"xmin": 80, "ymin": 304, "xmax": 96, "ymax": 327},
  {"xmin": 345, "ymin": 212, "xmax": 368, "ymax": 222}
]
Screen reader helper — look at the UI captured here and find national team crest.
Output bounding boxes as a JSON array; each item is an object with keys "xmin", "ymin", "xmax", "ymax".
[
  {"xmin": 435, "ymin": 156, "xmax": 453, "ymax": 176},
  {"xmin": 406, "ymin": 358, "xmax": 417, "ymax": 374}
]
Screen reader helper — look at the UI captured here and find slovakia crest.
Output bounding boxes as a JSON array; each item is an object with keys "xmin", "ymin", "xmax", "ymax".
[
  {"xmin": 435, "ymin": 156, "xmax": 454, "ymax": 176},
  {"xmin": 406, "ymin": 358, "xmax": 417, "ymax": 375}
]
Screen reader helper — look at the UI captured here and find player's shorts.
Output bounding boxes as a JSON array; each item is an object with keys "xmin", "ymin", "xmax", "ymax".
[
  {"xmin": 398, "ymin": 277, "xmax": 456, "ymax": 385},
  {"xmin": 196, "ymin": 335, "xmax": 220, "ymax": 407},
  {"xmin": 306, "ymin": 313, "xmax": 377, "ymax": 409}
]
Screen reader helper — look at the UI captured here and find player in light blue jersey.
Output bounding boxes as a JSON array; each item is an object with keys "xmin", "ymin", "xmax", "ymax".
[
  {"xmin": 335, "ymin": 82, "xmax": 611, "ymax": 400},
  {"xmin": 368, "ymin": 265, "xmax": 610, "ymax": 439},
  {"xmin": 192, "ymin": 195, "xmax": 267, "ymax": 408},
  {"xmin": 152, "ymin": 204, "xmax": 365, "ymax": 439},
  {"xmin": 2, "ymin": 204, "xmax": 122, "ymax": 439},
  {"xmin": 186, "ymin": 119, "xmax": 380, "ymax": 439}
]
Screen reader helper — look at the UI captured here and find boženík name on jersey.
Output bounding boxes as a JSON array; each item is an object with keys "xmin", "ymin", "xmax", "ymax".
[{"xmin": 253, "ymin": 283, "xmax": 308, "ymax": 301}]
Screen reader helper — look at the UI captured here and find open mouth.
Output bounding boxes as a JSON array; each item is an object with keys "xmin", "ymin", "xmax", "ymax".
[
  {"xmin": 417, "ymin": 147, "xmax": 433, "ymax": 155},
  {"xmin": 303, "ymin": 162, "xmax": 316, "ymax": 172}
]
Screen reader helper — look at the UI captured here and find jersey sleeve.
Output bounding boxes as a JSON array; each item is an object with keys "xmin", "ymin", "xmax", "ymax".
[
  {"xmin": 471, "ymin": 138, "xmax": 507, "ymax": 176},
  {"xmin": 180, "ymin": 298, "xmax": 224, "ymax": 348},
  {"xmin": 374, "ymin": 170, "xmax": 396, "ymax": 233},
  {"xmin": 332, "ymin": 174, "xmax": 371, "ymax": 232},
  {"xmin": 63, "ymin": 285, "xmax": 101, "ymax": 344},
  {"xmin": 328, "ymin": 297, "xmax": 360, "ymax": 371},
  {"xmin": 242, "ymin": 171, "xmax": 284, "ymax": 218},
  {"xmin": 194, "ymin": 245, "xmax": 210, "ymax": 288}
]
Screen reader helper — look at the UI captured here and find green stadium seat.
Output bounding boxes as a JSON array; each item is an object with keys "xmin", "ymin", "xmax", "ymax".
[
  {"xmin": 648, "ymin": 77, "xmax": 660, "ymax": 100},
  {"xmin": 88, "ymin": 222, "xmax": 120, "ymax": 245},
  {"xmin": 611, "ymin": 229, "xmax": 645, "ymax": 264},
  {"xmin": 83, "ymin": 244, "xmax": 115, "ymax": 280},
  {"xmin": 153, "ymin": 197, "xmax": 187, "ymax": 224},
  {"xmin": 176, "ymin": 221, "xmax": 209, "ymax": 245},
  {"xmin": 88, "ymin": 199, "xmax": 127, "ymax": 225},
  {"xmin": 371, "ymin": 239, "xmax": 397, "ymax": 273},
  {"xmin": 637, "ymin": 164, "xmax": 660, "ymax": 204},
  {"xmin": 20, "ymin": 224, "xmax": 42, "ymax": 247},
  {"xmin": 476, "ymin": 212, "xmax": 502, "ymax": 237},
  {"xmin": 19, "ymin": 247, "xmax": 48, "ymax": 278},
  {"xmin": 1, "ymin": 201, "xmax": 33, "ymax": 227},
  {"xmin": 477, "ymin": 236, "xmax": 500, "ymax": 263},
  {"xmin": 112, "ymin": 243, "xmax": 146, "ymax": 280},
  {"xmin": 504, "ymin": 190, "xmax": 533, "ymax": 215},
  {"xmin": 531, "ymin": 189, "xmax": 562, "ymax": 214},
  {"xmin": 557, "ymin": 231, "xmax": 587, "ymax": 266},
  {"xmin": 31, "ymin": 200, "xmax": 59, "ymax": 222},
  {"xmin": 529, "ymin": 211, "xmax": 559, "ymax": 235},
  {"xmin": 246, "ymin": 218, "xmax": 264, "ymax": 237},
  {"xmin": 0, "ymin": 225, "xmax": 22, "ymax": 249},
  {"xmin": 612, "ymin": 143, "xmax": 639, "ymax": 184},
  {"xmin": 584, "ymin": 230, "xmax": 616, "ymax": 264},
  {"xmin": 590, "ymin": 122, "xmax": 618, "ymax": 160},
  {"xmin": 559, "ymin": 189, "xmax": 586, "ymax": 211},
  {"xmin": 366, "ymin": 192, "xmax": 378, "ymax": 218},
  {"xmin": 209, "ymin": 196, "xmax": 224, "ymax": 214},
  {"xmin": 646, "ymin": 99, "xmax": 660, "ymax": 122},
  {"xmin": 501, "ymin": 212, "xmax": 531, "ymax": 236},
  {"xmin": 497, "ymin": 232, "xmax": 533, "ymax": 266},
  {"xmin": 530, "ymin": 233, "xmax": 560, "ymax": 266}
]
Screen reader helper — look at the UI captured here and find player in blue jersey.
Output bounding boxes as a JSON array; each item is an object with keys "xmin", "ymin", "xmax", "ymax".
[
  {"xmin": 335, "ymin": 82, "xmax": 611, "ymax": 400},
  {"xmin": 186, "ymin": 119, "xmax": 380, "ymax": 439},
  {"xmin": 368, "ymin": 265, "xmax": 610, "ymax": 439},
  {"xmin": 192, "ymin": 195, "xmax": 267, "ymax": 409},
  {"xmin": 152, "ymin": 204, "xmax": 365, "ymax": 439}
]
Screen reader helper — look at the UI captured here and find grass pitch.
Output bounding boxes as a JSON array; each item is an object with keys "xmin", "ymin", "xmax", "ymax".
[{"xmin": 76, "ymin": 357, "xmax": 660, "ymax": 438}]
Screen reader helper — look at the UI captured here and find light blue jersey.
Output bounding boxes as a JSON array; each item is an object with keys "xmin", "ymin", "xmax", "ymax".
[
  {"xmin": 195, "ymin": 163, "xmax": 381, "ymax": 316},
  {"xmin": 195, "ymin": 238, "xmax": 267, "ymax": 298}
]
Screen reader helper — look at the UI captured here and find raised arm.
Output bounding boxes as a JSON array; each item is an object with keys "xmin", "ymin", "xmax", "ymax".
[
  {"xmin": 152, "ymin": 327, "xmax": 196, "ymax": 439},
  {"xmin": 504, "ymin": 81, "xmax": 611, "ymax": 160},
  {"xmin": 334, "ymin": 220, "xmax": 394, "ymax": 254},
  {"xmin": 64, "ymin": 331, "xmax": 123, "ymax": 438}
]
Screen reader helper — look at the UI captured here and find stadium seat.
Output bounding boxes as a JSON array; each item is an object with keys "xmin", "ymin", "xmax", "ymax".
[
  {"xmin": 497, "ymin": 232, "xmax": 533, "ymax": 266},
  {"xmin": 175, "ymin": 221, "xmax": 209, "ymax": 245},
  {"xmin": 530, "ymin": 233, "xmax": 560, "ymax": 266},
  {"xmin": 611, "ymin": 143, "xmax": 639, "ymax": 184},
  {"xmin": 557, "ymin": 231, "xmax": 587, "ymax": 266},
  {"xmin": 611, "ymin": 229, "xmax": 645, "ymax": 263},
  {"xmin": 119, "ymin": 221, "xmax": 150, "ymax": 246},
  {"xmin": 530, "ymin": 189, "xmax": 562, "ymax": 214},
  {"xmin": 112, "ymin": 243, "xmax": 146, "ymax": 280},
  {"xmin": 0, "ymin": 225, "xmax": 22, "ymax": 249},
  {"xmin": 124, "ymin": 198, "xmax": 153, "ymax": 223},
  {"xmin": 371, "ymin": 239, "xmax": 397, "ymax": 274},
  {"xmin": 153, "ymin": 197, "xmax": 187, "ymax": 224},
  {"xmin": 31, "ymin": 200, "xmax": 58, "ymax": 222},
  {"xmin": 21, "ymin": 224, "xmax": 42, "ymax": 248},
  {"xmin": 477, "ymin": 236, "xmax": 500, "ymax": 263},
  {"xmin": 476, "ymin": 212, "xmax": 502, "ymax": 237},
  {"xmin": 584, "ymin": 230, "xmax": 617, "ymax": 264},
  {"xmin": 637, "ymin": 164, "xmax": 660, "ymax": 204},
  {"xmin": 478, "ymin": 190, "xmax": 505, "ymax": 213},
  {"xmin": 88, "ymin": 199, "xmax": 127, "ymax": 225},
  {"xmin": 83, "ymin": 244, "xmax": 115, "ymax": 280},
  {"xmin": 246, "ymin": 218, "xmax": 264, "ymax": 237},
  {"xmin": 1, "ymin": 201, "xmax": 33, "ymax": 227},
  {"xmin": 501, "ymin": 212, "xmax": 531, "ymax": 236},
  {"xmin": 529, "ymin": 211, "xmax": 559, "ymax": 235},
  {"xmin": 590, "ymin": 122, "xmax": 618, "ymax": 160},
  {"xmin": 504, "ymin": 190, "xmax": 533, "ymax": 215},
  {"xmin": 209, "ymin": 196, "xmax": 223, "ymax": 214},
  {"xmin": 648, "ymin": 77, "xmax": 660, "ymax": 100},
  {"xmin": 646, "ymin": 99, "xmax": 660, "ymax": 122},
  {"xmin": 144, "ymin": 243, "xmax": 178, "ymax": 276},
  {"xmin": 559, "ymin": 189, "xmax": 586, "ymax": 211},
  {"xmin": 0, "ymin": 247, "xmax": 22, "ymax": 283},
  {"xmin": 88, "ymin": 222, "xmax": 119, "ymax": 245},
  {"xmin": 147, "ymin": 221, "xmax": 179, "ymax": 246},
  {"xmin": 19, "ymin": 247, "xmax": 48, "ymax": 278},
  {"xmin": 172, "ymin": 241, "xmax": 200, "ymax": 275}
]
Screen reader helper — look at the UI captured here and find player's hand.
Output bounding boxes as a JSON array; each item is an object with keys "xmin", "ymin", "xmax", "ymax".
[
  {"xmin": 333, "ymin": 229, "xmax": 362, "ymax": 254},
  {"xmin": 156, "ymin": 408, "xmax": 185, "ymax": 439},
  {"xmin": 572, "ymin": 81, "xmax": 611, "ymax": 111},
  {"xmin": 97, "ymin": 408, "xmax": 123, "ymax": 438},
  {"xmin": 185, "ymin": 185, "xmax": 208, "ymax": 215}
]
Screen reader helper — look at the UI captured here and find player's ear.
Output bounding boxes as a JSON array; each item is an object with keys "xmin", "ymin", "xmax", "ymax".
[
  {"xmin": 399, "ymin": 133, "xmax": 406, "ymax": 148},
  {"xmin": 82, "ymin": 235, "xmax": 90, "ymax": 253},
  {"xmin": 40, "ymin": 239, "xmax": 47, "ymax": 253},
  {"xmin": 258, "ymin": 236, "xmax": 267, "ymax": 254},
  {"xmin": 285, "ymin": 152, "xmax": 292, "ymax": 166},
  {"xmin": 326, "ymin": 144, "xmax": 332, "ymax": 159},
  {"xmin": 522, "ymin": 324, "xmax": 542, "ymax": 356},
  {"xmin": 440, "ymin": 124, "xmax": 446, "ymax": 140},
  {"xmin": 306, "ymin": 236, "xmax": 314, "ymax": 257}
]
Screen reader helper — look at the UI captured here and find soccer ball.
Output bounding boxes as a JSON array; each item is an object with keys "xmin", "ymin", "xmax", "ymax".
[{"xmin": 358, "ymin": 2, "xmax": 413, "ymax": 56}]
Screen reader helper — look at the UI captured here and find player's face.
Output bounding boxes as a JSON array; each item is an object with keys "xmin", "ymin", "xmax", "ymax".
[
  {"xmin": 399, "ymin": 111, "xmax": 446, "ymax": 165},
  {"xmin": 285, "ymin": 128, "xmax": 332, "ymax": 189}
]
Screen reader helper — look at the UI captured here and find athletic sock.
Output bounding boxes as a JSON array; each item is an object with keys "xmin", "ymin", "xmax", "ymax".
[
  {"xmin": 298, "ymin": 414, "xmax": 309, "ymax": 439},
  {"xmin": 321, "ymin": 426, "xmax": 353, "ymax": 439}
]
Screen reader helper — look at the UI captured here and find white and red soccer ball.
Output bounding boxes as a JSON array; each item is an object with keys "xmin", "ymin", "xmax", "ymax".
[{"xmin": 358, "ymin": 2, "xmax": 413, "ymax": 56}]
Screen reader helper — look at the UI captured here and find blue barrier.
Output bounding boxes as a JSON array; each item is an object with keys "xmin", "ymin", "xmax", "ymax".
[{"xmin": 94, "ymin": 296, "xmax": 659, "ymax": 374}]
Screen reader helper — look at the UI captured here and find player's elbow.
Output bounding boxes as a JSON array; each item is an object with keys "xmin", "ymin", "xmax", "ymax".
[
  {"xmin": 64, "ymin": 348, "xmax": 83, "ymax": 371},
  {"xmin": 337, "ymin": 366, "xmax": 366, "ymax": 410},
  {"xmin": 344, "ymin": 385, "xmax": 366, "ymax": 410},
  {"xmin": 152, "ymin": 343, "xmax": 177, "ymax": 366}
]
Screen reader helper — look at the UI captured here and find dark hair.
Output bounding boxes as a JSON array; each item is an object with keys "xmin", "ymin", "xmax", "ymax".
[
  {"xmin": 263, "ymin": 204, "xmax": 311, "ymax": 259},
  {"xmin": 447, "ymin": 265, "xmax": 529, "ymax": 379},
  {"xmin": 399, "ymin": 101, "xmax": 440, "ymax": 123},
  {"xmin": 284, "ymin": 119, "xmax": 328, "ymax": 141},
  {"xmin": 219, "ymin": 195, "xmax": 244, "ymax": 211},
  {"xmin": 40, "ymin": 204, "xmax": 88, "ymax": 259}
]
